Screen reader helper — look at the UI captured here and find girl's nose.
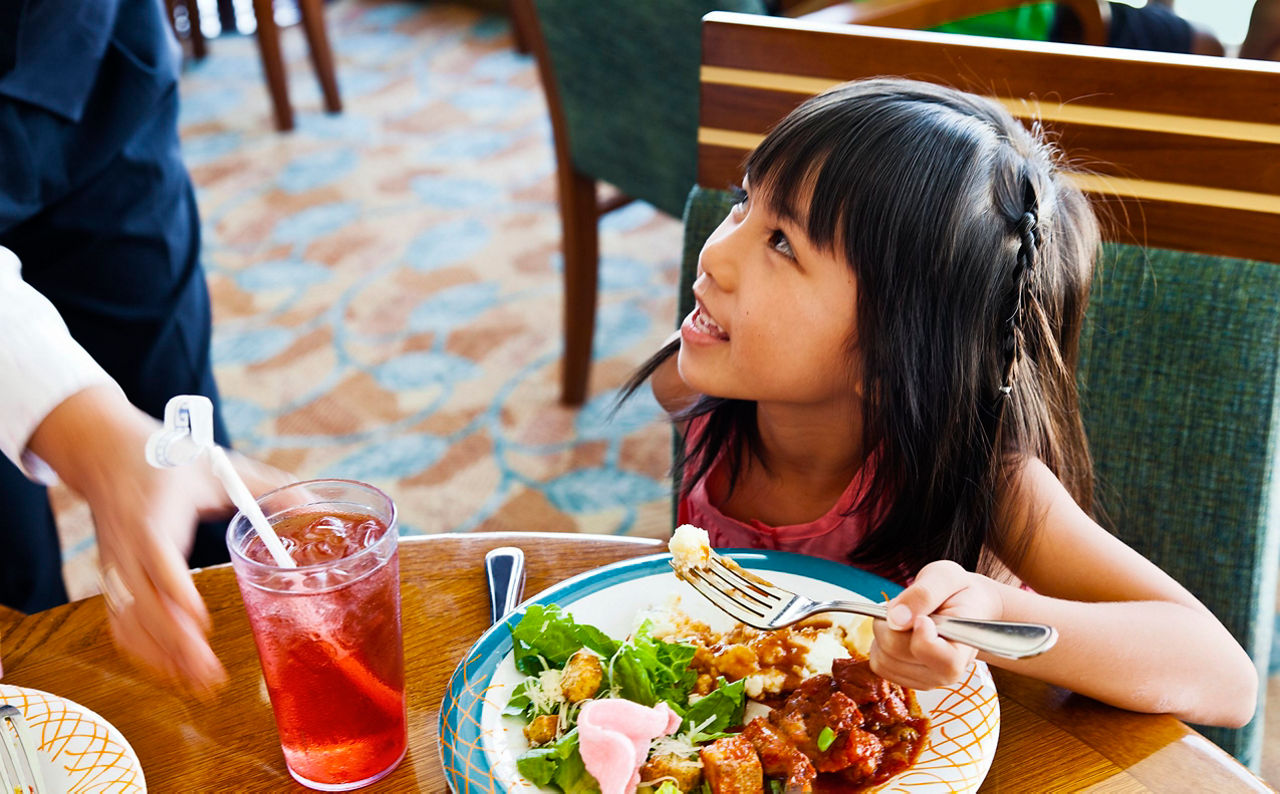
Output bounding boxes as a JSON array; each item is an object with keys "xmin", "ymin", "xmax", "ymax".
[{"xmin": 698, "ymin": 212, "xmax": 742, "ymax": 292}]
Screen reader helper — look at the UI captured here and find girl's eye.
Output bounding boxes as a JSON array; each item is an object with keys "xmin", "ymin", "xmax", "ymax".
[
  {"xmin": 729, "ymin": 185, "xmax": 749, "ymax": 211},
  {"xmin": 769, "ymin": 230, "xmax": 795, "ymax": 259}
]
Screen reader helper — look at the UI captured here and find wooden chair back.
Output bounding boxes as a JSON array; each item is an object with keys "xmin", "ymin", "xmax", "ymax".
[{"xmin": 697, "ymin": 12, "xmax": 1280, "ymax": 261}]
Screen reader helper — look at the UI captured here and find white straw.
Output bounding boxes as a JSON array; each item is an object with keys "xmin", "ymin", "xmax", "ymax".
[{"xmin": 208, "ymin": 446, "xmax": 296, "ymax": 568}]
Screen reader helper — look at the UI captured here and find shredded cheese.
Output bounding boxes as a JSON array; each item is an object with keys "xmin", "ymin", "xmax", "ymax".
[
  {"xmin": 647, "ymin": 715, "xmax": 717, "ymax": 761},
  {"xmin": 648, "ymin": 732, "xmax": 706, "ymax": 763},
  {"xmin": 526, "ymin": 668, "xmax": 566, "ymax": 716}
]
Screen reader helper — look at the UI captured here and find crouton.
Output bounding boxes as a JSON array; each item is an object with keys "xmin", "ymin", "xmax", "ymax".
[
  {"xmin": 560, "ymin": 648, "xmax": 603, "ymax": 703},
  {"xmin": 523, "ymin": 714, "xmax": 560, "ymax": 746},
  {"xmin": 640, "ymin": 752, "xmax": 704, "ymax": 791}
]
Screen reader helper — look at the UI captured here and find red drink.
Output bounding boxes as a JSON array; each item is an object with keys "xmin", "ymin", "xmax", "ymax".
[{"xmin": 229, "ymin": 481, "xmax": 406, "ymax": 791}]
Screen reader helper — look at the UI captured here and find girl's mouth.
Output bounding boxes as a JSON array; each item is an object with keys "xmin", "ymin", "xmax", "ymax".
[{"xmin": 689, "ymin": 303, "xmax": 729, "ymax": 341}]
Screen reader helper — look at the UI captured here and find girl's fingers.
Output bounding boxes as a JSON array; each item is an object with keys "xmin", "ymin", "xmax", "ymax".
[
  {"xmin": 869, "ymin": 645, "xmax": 949, "ymax": 690},
  {"xmin": 907, "ymin": 614, "xmax": 976, "ymax": 682},
  {"xmin": 871, "ymin": 612, "xmax": 976, "ymax": 689},
  {"xmin": 886, "ymin": 560, "xmax": 967, "ymax": 629}
]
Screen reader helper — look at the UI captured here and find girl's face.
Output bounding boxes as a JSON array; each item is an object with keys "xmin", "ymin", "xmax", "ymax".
[{"xmin": 678, "ymin": 179, "xmax": 862, "ymax": 411}]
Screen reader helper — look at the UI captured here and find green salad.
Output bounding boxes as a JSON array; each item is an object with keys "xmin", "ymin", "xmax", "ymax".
[{"xmin": 505, "ymin": 603, "xmax": 747, "ymax": 794}]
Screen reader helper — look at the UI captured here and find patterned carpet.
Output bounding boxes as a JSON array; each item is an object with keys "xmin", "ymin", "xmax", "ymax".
[{"xmin": 57, "ymin": 0, "xmax": 682, "ymax": 598}]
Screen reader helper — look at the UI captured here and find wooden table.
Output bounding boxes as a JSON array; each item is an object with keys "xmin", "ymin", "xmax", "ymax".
[{"xmin": 0, "ymin": 532, "xmax": 1271, "ymax": 792}]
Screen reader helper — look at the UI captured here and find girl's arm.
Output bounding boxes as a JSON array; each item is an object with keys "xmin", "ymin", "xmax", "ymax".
[
  {"xmin": 651, "ymin": 331, "xmax": 699, "ymax": 416},
  {"xmin": 873, "ymin": 457, "xmax": 1257, "ymax": 728}
]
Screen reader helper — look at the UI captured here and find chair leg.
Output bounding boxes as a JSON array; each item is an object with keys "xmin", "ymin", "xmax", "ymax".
[
  {"xmin": 187, "ymin": 0, "xmax": 207, "ymax": 60},
  {"xmin": 251, "ymin": 0, "xmax": 294, "ymax": 131},
  {"xmin": 296, "ymin": 0, "xmax": 342, "ymax": 113},
  {"xmin": 507, "ymin": 0, "xmax": 530, "ymax": 54},
  {"xmin": 560, "ymin": 169, "xmax": 600, "ymax": 406}
]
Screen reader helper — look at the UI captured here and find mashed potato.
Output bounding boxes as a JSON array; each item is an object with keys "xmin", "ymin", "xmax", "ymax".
[{"xmin": 669, "ymin": 524, "xmax": 712, "ymax": 574}]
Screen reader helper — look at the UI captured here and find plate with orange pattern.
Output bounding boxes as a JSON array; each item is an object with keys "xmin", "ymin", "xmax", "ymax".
[
  {"xmin": 0, "ymin": 683, "xmax": 145, "ymax": 792},
  {"xmin": 440, "ymin": 550, "xmax": 999, "ymax": 793}
]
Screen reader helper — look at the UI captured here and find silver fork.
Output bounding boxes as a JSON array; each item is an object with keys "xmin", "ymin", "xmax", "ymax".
[
  {"xmin": 0, "ymin": 704, "xmax": 43, "ymax": 794},
  {"xmin": 672, "ymin": 555, "xmax": 1057, "ymax": 660}
]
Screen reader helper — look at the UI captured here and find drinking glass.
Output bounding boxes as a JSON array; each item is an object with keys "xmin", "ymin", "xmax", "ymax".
[{"xmin": 227, "ymin": 479, "xmax": 407, "ymax": 791}]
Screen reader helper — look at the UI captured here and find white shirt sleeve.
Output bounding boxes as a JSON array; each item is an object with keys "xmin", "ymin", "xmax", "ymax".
[{"xmin": 0, "ymin": 246, "xmax": 119, "ymax": 484}]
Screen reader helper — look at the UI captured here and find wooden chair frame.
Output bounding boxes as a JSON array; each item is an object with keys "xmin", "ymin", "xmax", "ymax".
[
  {"xmin": 697, "ymin": 13, "xmax": 1280, "ymax": 261},
  {"xmin": 164, "ymin": 0, "xmax": 342, "ymax": 131}
]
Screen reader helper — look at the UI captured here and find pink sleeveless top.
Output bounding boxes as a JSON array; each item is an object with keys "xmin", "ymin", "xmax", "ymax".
[{"xmin": 677, "ymin": 416, "xmax": 883, "ymax": 568}]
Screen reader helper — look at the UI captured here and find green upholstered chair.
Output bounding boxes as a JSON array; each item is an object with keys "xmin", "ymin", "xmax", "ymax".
[{"xmin": 676, "ymin": 13, "xmax": 1280, "ymax": 766}]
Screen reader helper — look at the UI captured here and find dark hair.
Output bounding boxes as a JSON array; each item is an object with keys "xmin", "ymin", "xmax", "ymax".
[{"xmin": 626, "ymin": 78, "xmax": 1099, "ymax": 579}]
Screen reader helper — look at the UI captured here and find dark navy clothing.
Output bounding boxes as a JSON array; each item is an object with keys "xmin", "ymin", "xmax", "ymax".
[
  {"xmin": 1106, "ymin": 2, "xmax": 1194, "ymax": 54},
  {"xmin": 0, "ymin": 0, "xmax": 231, "ymax": 612},
  {"xmin": 1051, "ymin": 2, "xmax": 1195, "ymax": 53}
]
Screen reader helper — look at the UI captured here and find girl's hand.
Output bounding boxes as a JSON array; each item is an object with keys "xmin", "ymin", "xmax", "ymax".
[{"xmin": 870, "ymin": 560, "xmax": 1005, "ymax": 690}]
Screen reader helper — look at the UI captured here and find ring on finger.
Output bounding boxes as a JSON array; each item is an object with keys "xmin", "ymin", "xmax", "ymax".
[{"xmin": 97, "ymin": 564, "xmax": 135, "ymax": 615}]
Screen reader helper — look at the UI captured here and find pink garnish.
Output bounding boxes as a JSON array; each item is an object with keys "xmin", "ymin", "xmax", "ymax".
[{"xmin": 577, "ymin": 699, "xmax": 681, "ymax": 794}]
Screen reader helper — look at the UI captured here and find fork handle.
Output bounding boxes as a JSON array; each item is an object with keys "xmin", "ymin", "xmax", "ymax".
[
  {"xmin": 822, "ymin": 601, "xmax": 1058, "ymax": 660},
  {"xmin": 931, "ymin": 614, "xmax": 1058, "ymax": 659}
]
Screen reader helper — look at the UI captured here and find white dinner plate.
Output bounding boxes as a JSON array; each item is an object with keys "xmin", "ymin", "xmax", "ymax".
[
  {"xmin": 440, "ymin": 550, "xmax": 999, "ymax": 793},
  {"xmin": 0, "ymin": 683, "xmax": 145, "ymax": 793}
]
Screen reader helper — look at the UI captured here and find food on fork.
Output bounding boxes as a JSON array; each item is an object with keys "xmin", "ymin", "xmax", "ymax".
[
  {"xmin": 669, "ymin": 524, "xmax": 794, "ymax": 600},
  {"xmin": 669, "ymin": 524, "xmax": 712, "ymax": 573}
]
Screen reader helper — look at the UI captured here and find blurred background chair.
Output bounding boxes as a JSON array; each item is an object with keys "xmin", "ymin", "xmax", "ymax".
[
  {"xmin": 509, "ymin": 0, "xmax": 773, "ymax": 405},
  {"xmin": 681, "ymin": 11, "xmax": 1280, "ymax": 767},
  {"xmin": 164, "ymin": 0, "xmax": 342, "ymax": 131},
  {"xmin": 165, "ymin": 0, "xmax": 209, "ymax": 59}
]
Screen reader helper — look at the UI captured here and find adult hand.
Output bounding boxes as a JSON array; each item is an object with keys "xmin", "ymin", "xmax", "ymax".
[
  {"xmin": 28, "ymin": 385, "xmax": 294, "ymax": 694},
  {"xmin": 869, "ymin": 560, "xmax": 1004, "ymax": 690}
]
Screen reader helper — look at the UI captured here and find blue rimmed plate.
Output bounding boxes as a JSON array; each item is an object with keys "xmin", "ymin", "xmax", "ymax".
[{"xmin": 438, "ymin": 550, "xmax": 999, "ymax": 793}]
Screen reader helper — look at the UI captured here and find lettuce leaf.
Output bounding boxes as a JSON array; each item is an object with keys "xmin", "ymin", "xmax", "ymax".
[
  {"xmin": 682, "ymin": 677, "xmax": 746, "ymax": 738},
  {"xmin": 608, "ymin": 620, "xmax": 698, "ymax": 707},
  {"xmin": 510, "ymin": 603, "xmax": 619, "ymax": 675},
  {"xmin": 503, "ymin": 676, "xmax": 556, "ymax": 721},
  {"xmin": 516, "ymin": 729, "xmax": 601, "ymax": 794}
]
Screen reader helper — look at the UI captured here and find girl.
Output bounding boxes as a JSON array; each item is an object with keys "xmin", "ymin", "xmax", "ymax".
[{"xmin": 626, "ymin": 78, "xmax": 1255, "ymax": 727}]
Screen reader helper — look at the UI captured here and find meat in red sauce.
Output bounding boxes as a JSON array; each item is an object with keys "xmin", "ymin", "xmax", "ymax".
[{"xmin": 734, "ymin": 658, "xmax": 926, "ymax": 793}]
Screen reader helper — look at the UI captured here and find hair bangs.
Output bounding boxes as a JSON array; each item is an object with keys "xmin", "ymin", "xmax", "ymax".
[{"xmin": 743, "ymin": 108, "xmax": 850, "ymax": 256}]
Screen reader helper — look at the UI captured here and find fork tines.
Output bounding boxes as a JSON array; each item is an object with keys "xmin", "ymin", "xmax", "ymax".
[
  {"xmin": 0, "ymin": 704, "xmax": 42, "ymax": 794},
  {"xmin": 709, "ymin": 555, "xmax": 788, "ymax": 599},
  {"xmin": 669, "ymin": 553, "xmax": 785, "ymax": 631}
]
